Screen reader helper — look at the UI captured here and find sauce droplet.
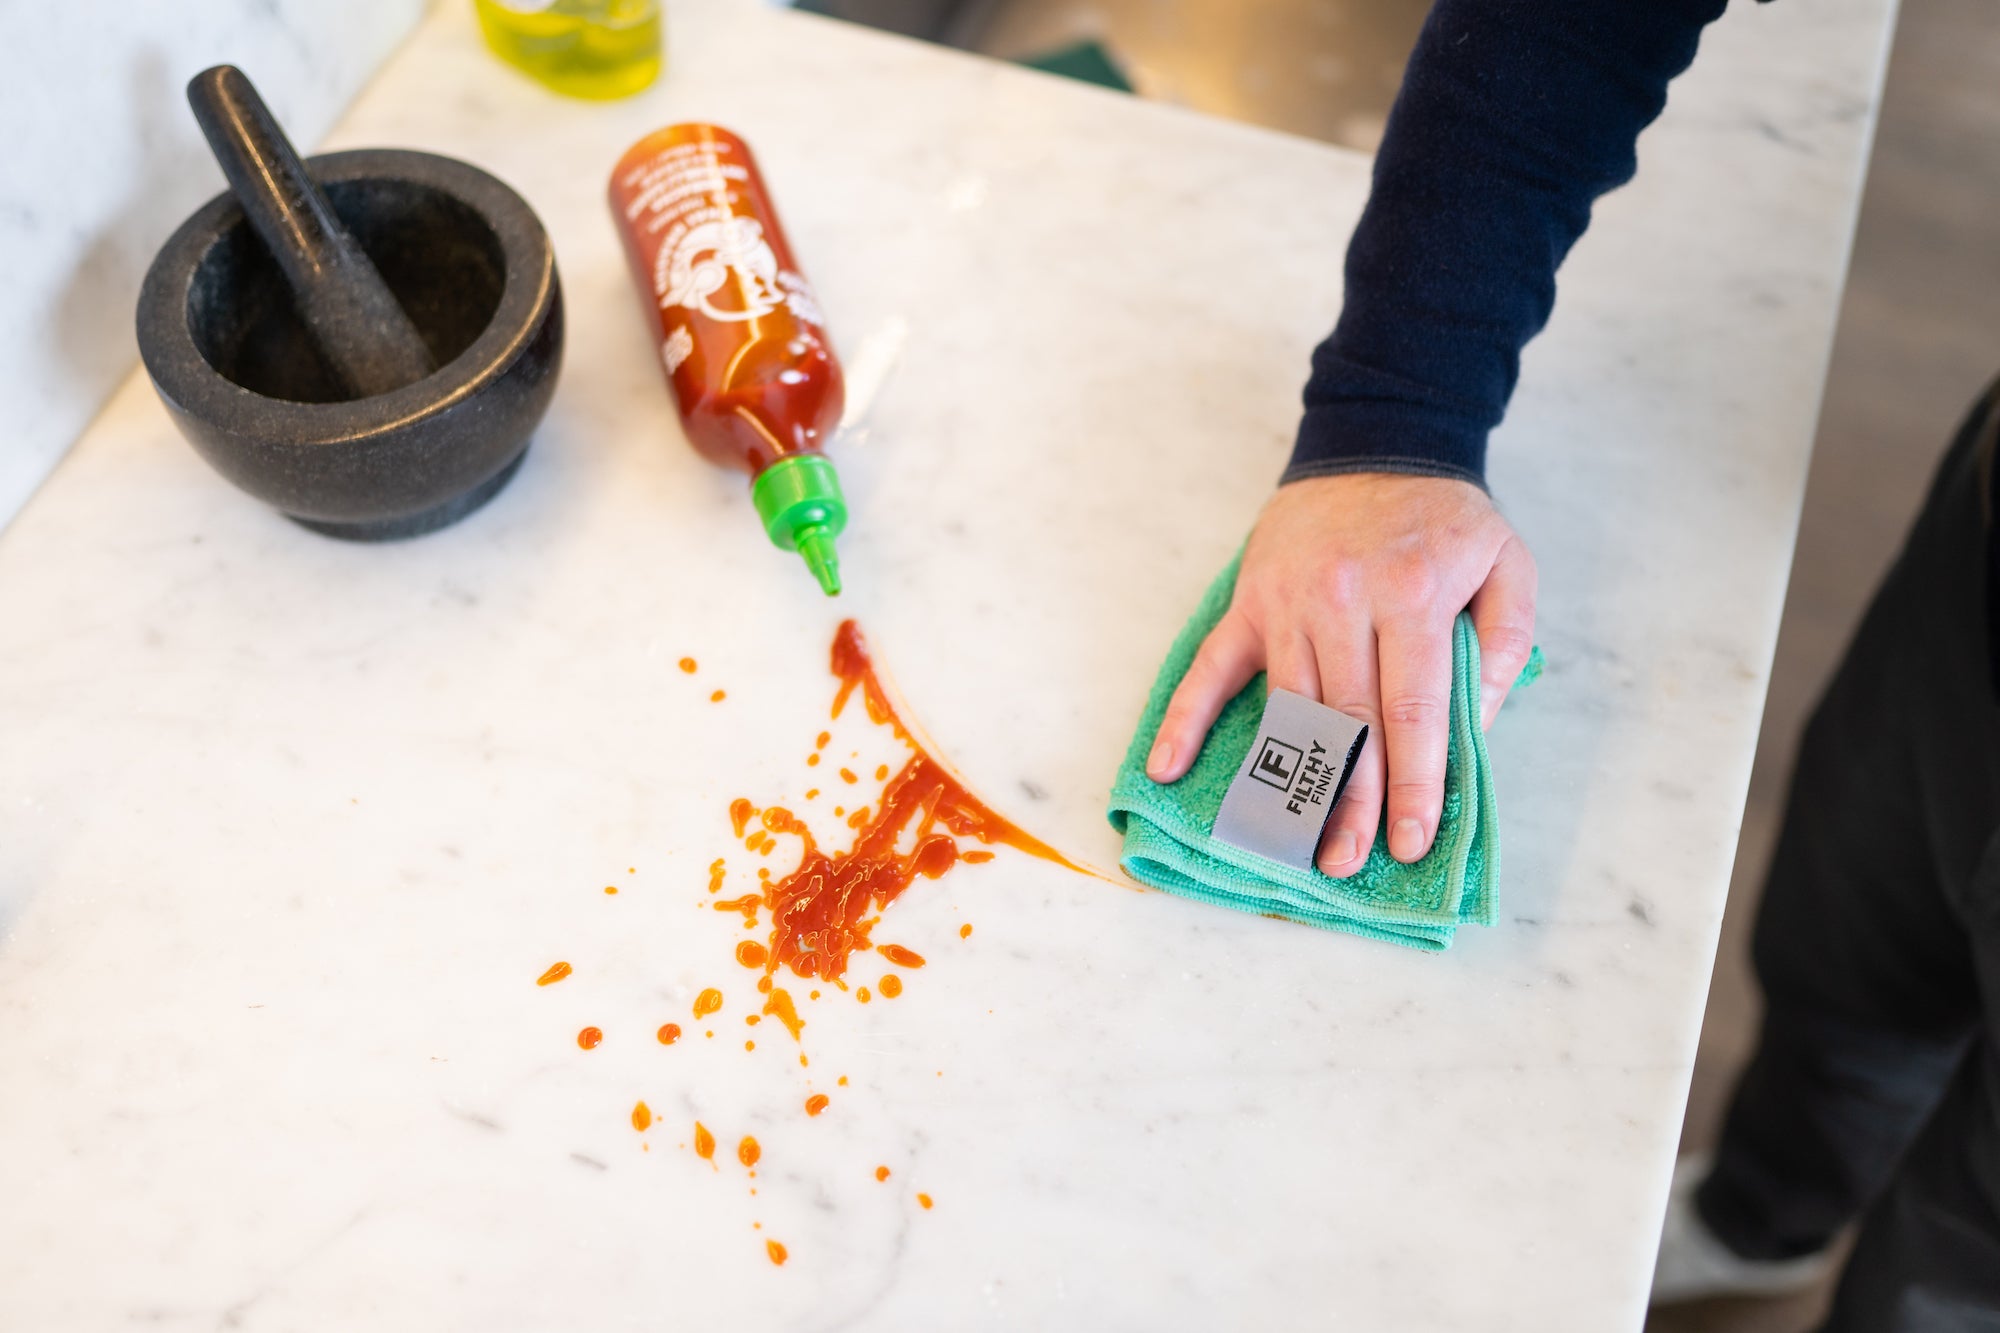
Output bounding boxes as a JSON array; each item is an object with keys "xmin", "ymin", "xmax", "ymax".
[
  {"xmin": 693, "ymin": 1121, "xmax": 714, "ymax": 1162},
  {"xmin": 763, "ymin": 988, "xmax": 805, "ymax": 1040},
  {"xmin": 856, "ymin": 987, "xmax": 871, "ymax": 1004},
  {"xmin": 816, "ymin": 731, "xmax": 831, "ymax": 749},
  {"xmin": 878, "ymin": 944, "xmax": 926, "ymax": 969},
  {"xmin": 878, "ymin": 975, "xmax": 903, "ymax": 999},
  {"xmin": 806, "ymin": 753, "xmax": 820, "ymax": 767},
  {"xmin": 875, "ymin": 1165, "xmax": 890, "ymax": 1182},
  {"xmin": 537, "ymin": 961, "xmax": 573, "ymax": 986},
  {"xmin": 604, "ymin": 885, "xmax": 618, "ymax": 895},
  {"xmin": 632, "ymin": 1101, "xmax": 652, "ymax": 1132},
  {"xmin": 917, "ymin": 1193, "xmax": 933, "ymax": 1210},
  {"xmin": 805, "ymin": 1094, "xmax": 829, "ymax": 1117},
  {"xmin": 577, "ymin": 1026, "xmax": 602, "ymax": 1049},
  {"xmin": 839, "ymin": 767, "xmax": 858, "ymax": 784},
  {"xmin": 711, "ymin": 689, "xmax": 727, "ymax": 703},
  {"xmin": 805, "ymin": 788, "xmax": 820, "ymax": 800},
  {"xmin": 960, "ymin": 923, "xmax": 973, "ymax": 938},
  {"xmin": 875, "ymin": 764, "xmax": 889, "ymax": 781},
  {"xmin": 694, "ymin": 988, "xmax": 723, "ymax": 1018},
  {"xmin": 736, "ymin": 940, "xmax": 768, "ymax": 968},
  {"xmin": 679, "ymin": 657, "xmax": 697, "ymax": 674},
  {"xmin": 657, "ymin": 1023, "xmax": 681, "ymax": 1045},
  {"xmin": 707, "ymin": 858, "xmax": 727, "ymax": 893},
  {"xmin": 729, "ymin": 799, "xmax": 756, "ymax": 838},
  {"xmin": 766, "ymin": 1239, "xmax": 788, "ymax": 1266},
  {"xmin": 962, "ymin": 850, "xmax": 994, "ymax": 863},
  {"xmin": 738, "ymin": 1136, "xmax": 761, "ymax": 1168}
]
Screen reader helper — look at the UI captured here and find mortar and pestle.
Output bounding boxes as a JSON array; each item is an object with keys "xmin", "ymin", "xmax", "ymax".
[{"xmin": 138, "ymin": 66, "xmax": 562, "ymax": 539}]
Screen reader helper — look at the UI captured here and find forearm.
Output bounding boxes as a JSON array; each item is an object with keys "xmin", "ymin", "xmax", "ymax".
[{"xmin": 1286, "ymin": 0, "xmax": 1728, "ymax": 487}]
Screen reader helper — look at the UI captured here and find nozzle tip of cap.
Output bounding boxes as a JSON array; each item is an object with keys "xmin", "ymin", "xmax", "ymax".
[{"xmin": 799, "ymin": 531, "xmax": 841, "ymax": 596}]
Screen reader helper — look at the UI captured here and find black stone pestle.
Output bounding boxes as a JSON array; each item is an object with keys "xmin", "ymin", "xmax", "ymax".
[{"xmin": 186, "ymin": 65, "xmax": 436, "ymax": 398}]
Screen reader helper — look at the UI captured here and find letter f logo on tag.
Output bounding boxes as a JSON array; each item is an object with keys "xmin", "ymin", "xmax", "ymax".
[
  {"xmin": 1211, "ymin": 691, "xmax": 1370, "ymax": 870},
  {"xmin": 1250, "ymin": 738, "xmax": 1301, "ymax": 789}
]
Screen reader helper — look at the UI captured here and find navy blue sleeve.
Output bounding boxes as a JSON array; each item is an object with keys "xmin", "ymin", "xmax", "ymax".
[{"xmin": 1285, "ymin": 0, "xmax": 1729, "ymax": 488}]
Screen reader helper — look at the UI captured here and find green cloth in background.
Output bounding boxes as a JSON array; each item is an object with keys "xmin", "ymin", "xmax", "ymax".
[
  {"xmin": 1016, "ymin": 40, "xmax": 1135, "ymax": 93},
  {"xmin": 1107, "ymin": 555, "xmax": 1539, "ymax": 951}
]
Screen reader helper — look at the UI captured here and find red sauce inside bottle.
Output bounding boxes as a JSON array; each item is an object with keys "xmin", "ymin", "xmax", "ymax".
[{"xmin": 607, "ymin": 125, "xmax": 844, "ymax": 478}]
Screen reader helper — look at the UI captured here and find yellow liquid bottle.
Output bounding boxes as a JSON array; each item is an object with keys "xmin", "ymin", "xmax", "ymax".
[{"xmin": 473, "ymin": 0, "xmax": 663, "ymax": 100}]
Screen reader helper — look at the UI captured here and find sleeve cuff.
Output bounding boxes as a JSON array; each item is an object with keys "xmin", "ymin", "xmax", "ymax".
[{"xmin": 1285, "ymin": 399, "xmax": 1491, "ymax": 490}]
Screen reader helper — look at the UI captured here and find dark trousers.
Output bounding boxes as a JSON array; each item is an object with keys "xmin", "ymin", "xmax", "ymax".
[{"xmin": 1696, "ymin": 383, "xmax": 2000, "ymax": 1330}]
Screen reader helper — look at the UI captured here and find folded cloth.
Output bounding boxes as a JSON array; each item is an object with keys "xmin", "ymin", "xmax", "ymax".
[{"xmin": 1107, "ymin": 554, "xmax": 1539, "ymax": 951}]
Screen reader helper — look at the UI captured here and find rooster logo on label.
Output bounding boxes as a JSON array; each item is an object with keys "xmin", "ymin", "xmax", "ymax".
[{"xmin": 656, "ymin": 216, "xmax": 789, "ymax": 323}]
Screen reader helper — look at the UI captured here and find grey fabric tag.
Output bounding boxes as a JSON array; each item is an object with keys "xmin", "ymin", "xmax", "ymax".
[{"xmin": 1210, "ymin": 688, "xmax": 1369, "ymax": 869}]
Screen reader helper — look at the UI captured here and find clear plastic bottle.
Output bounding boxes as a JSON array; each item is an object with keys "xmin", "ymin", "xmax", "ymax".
[
  {"xmin": 473, "ymin": 0, "xmax": 662, "ymax": 100},
  {"xmin": 609, "ymin": 124, "xmax": 849, "ymax": 596}
]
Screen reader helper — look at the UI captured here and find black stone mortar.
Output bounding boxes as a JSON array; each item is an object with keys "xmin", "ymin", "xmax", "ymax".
[{"xmin": 138, "ymin": 149, "xmax": 563, "ymax": 539}]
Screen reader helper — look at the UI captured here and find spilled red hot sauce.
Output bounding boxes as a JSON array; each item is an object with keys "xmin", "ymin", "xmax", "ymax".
[
  {"xmin": 728, "ymin": 620, "xmax": 1075, "ymax": 989},
  {"xmin": 577, "ymin": 1026, "xmax": 602, "ymax": 1049}
]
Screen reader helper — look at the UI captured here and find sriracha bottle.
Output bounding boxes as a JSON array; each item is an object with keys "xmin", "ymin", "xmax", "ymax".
[{"xmin": 608, "ymin": 124, "xmax": 848, "ymax": 595}]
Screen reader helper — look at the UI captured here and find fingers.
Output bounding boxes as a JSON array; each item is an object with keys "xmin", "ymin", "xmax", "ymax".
[
  {"xmin": 1469, "ymin": 537, "xmax": 1538, "ymax": 730},
  {"xmin": 1377, "ymin": 614, "xmax": 1454, "ymax": 863},
  {"xmin": 1146, "ymin": 610, "xmax": 1261, "ymax": 783},
  {"xmin": 1313, "ymin": 620, "xmax": 1382, "ymax": 879}
]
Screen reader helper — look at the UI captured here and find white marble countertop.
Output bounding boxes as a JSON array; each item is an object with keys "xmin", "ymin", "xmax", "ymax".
[{"xmin": 0, "ymin": 0, "xmax": 1893, "ymax": 1327}]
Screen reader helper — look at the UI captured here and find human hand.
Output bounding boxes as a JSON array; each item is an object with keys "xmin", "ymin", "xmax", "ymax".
[{"xmin": 1145, "ymin": 473, "xmax": 1536, "ymax": 876}]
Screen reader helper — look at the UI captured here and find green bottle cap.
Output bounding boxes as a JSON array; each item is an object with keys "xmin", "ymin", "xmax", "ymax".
[{"xmin": 751, "ymin": 454, "xmax": 847, "ymax": 597}]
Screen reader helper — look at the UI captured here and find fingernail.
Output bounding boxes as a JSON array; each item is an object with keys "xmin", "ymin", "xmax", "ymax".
[
  {"xmin": 1390, "ymin": 818, "xmax": 1425, "ymax": 862},
  {"xmin": 1147, "ymin": 740, "xmax": 1174, "ymax": 778},
  {"xmin": 1324, "ymin": 829, "xmax": 1358, "ymax": 868}
]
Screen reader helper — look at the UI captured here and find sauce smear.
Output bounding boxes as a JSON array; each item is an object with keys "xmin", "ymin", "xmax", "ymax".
[{"xmin": 734, "ymin": 621, "xmax": 1075, "ymax": 986}]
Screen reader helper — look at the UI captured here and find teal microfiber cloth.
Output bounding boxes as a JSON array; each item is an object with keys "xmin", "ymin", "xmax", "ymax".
[{"xmin": 1107, "ymin": 554, "xmax": 1540, "ymax": 951}]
